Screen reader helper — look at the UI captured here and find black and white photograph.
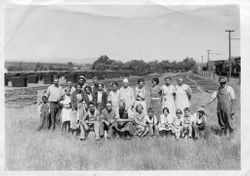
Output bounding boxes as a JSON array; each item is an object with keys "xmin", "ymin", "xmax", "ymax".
[{"xmin": 2, "ymin": 0, "xmax": 248, "ymax": 173}]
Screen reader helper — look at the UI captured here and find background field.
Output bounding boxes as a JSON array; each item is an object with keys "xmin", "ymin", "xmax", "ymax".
[{"xmin": 5, "ymin": 73, "xmax": 240, "ymax": 170}]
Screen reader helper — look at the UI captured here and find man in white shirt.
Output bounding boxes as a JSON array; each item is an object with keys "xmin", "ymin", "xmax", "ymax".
[
  {"xmin": 45, "ymin": 78, "xmax": 63, "ymax": 130},
  {"xmin": 203, "ymin": 77, "xmax": 235, "ymax": 137}
]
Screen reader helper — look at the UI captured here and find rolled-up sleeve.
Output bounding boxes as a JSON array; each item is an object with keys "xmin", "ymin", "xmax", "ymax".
[
  {"xmin": 227, "ymin": 86, "xmax": 235, "ymax": 100},
  {"xmin": 211, "ymin": 91, "xmax": 217, "ymax": 100}
]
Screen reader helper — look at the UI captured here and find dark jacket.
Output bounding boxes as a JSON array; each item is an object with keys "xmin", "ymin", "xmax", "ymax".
[
  {"xmin": 94, "ymin": 91, "xmax": 108, "ymax": 110},
  {"xmin": 71, "ymin": 90, "xmax": 85, "ymax": 110}
]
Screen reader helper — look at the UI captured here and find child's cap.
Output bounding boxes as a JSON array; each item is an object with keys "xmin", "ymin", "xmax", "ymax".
[
  {"xmin": 183, "ymin": 107, "xmax": 190, "ymax": 112},
  {"xmin": 197, "ymin": 107, "xmax": 205, "ymax": 114}
]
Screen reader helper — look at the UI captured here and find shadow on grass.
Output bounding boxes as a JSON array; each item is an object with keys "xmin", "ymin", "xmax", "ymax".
[{"xmin": 208, "ymin": 124, "xmax": 222, "ymax": 136}]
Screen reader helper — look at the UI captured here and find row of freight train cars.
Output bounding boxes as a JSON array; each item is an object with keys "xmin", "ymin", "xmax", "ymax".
[{"xmin": 4, "ymin": 71, "xmax": 135, "ymax": 87}]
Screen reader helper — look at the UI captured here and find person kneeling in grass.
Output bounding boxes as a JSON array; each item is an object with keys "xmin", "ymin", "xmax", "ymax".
[
  {"xmin": 158, "ymin": 107, "xmax": 173, "ymax": 137},
  {"xmin": 181, "ymin": 107, "xmax": 192, "ymax": 140},
  {"xmin": 110, "ymin": 101, "xmax": 136, "ymax": 140},
  {"xmin": 172, "ymin": 109, "xmax": 183, "ymax": 140},
  {"xmin": 80, "ymin": 102, "xmax": 100, "ymax": 141},
  {"xmin": 134, "ymin": 104, "xmax": 149, "ymax": 137},
  {"xmin": 191, "ymin": 107, "xmax": 208, "ymax": 140},
  {"xmin": 145, "ymin": 108, "xmax": 159, "ymax": 137},
  {"xmin": 99, "ymin": 101, "xmax": 117, "ymax": 140}
]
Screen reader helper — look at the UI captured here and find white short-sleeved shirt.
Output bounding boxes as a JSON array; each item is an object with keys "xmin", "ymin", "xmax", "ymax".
[
  {"xmin": 160, "ymin": 114, "xmax": 173, "ymax": 124},
  {"xmin": 145, "ymin": 115, "xmax": 158, "ymax": 125},
  {"xmin": 211, "ymin": 85, "xmax": 235, "ymax": 101}
]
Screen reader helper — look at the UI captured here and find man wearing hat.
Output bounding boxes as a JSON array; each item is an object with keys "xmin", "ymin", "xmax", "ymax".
[
  {"xmin": 191, "ymin": 107, "xmax": 207, "ymax": 139},
  {"xmin": 119, "ymin": 78, "xmax": 135, "ymax": 115},
  {"xmin": 78, "ymin": 75, "xmax": 87, "ymax": 90},
  {"xmin": 203, "ymin": 76, "xmax": 235, "ymax": 137}
]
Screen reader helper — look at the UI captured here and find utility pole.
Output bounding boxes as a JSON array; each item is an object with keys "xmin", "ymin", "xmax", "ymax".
[
  {"xmin": 225, "ymin": 29, "xmax": 235, "ymax": 82},
  {"xmin": 206, "ymin": 50, "xmax": 211, "ymax": 71}
]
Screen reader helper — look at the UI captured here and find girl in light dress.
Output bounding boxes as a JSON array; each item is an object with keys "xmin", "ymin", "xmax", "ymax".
[
  {"xmin": 161, "ymin": 77, "xmax": 176, "ymax": 117},
  {"xmin": 158, "ymin": 107, "xmax": 174, "ymax": 136},
  {"xmin": 134, "ymin": 104, "xmax": 149, "ymax": 137},
  {"xmin": 60, "ymin": 88, "xmax": 72, "ymax": 134}
]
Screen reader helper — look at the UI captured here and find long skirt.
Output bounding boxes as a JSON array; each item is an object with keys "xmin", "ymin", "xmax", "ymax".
[
  {"xmin": 70, "ymin": 110, "xmax": 78, "ymax": 130},
  {"xmin": 150, "ymin": 98, "xmax": 162, "ymax": 122}
]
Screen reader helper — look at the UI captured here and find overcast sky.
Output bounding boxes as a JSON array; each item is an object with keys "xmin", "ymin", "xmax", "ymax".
[{"xmin": 4, "ymin": 4, "xmax": 240, "ymax": 63}]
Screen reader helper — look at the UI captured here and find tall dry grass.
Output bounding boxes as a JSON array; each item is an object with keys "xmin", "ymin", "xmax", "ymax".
[{"xmin": 5, "ymin": 75, "xmax": 240, "ymax": 170}]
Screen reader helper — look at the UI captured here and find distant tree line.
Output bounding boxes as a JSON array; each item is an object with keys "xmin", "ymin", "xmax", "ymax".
[
  {"xmin": 6, "ymin": 62, "xmax": 86, "ymax": 72},
  {"xmin": 92, "ymin": 55, "xmax": 197, "ymax": 74}
]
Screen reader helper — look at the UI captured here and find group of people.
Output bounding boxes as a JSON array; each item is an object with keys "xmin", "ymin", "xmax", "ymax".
[{"xmin": 37, "ymin": 74, "xmax": 236, "ymax": 141}]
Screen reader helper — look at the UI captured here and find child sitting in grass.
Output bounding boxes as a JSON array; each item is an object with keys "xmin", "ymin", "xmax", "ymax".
[
  {"xmin": 181, "ymin": 107, "xmax": 192, "ymax": 140},
  {"xmin": 134, "ymin": 104, "xmax": 149, "ymax": 137},
  {"xmin": 191, "ymin": 107, "xmax": 208, "ymax": 139},
  {"xmin": 60, "ymin": 88, "xmax": 72, "ymax": 134},
  {"xmin": 172, "ymin": 109, "xmax": 183, "ymax": 140},
  {"xmin": 37, "ymin": 95, "xmax": 50, "ymax": 131},
  {"xmin": 145, "ymin": 108, "xmax": 158, "ymax": 137},
  {"xmin": 158, "ymin": 107, "xmax": 173, "ymax": 137}
]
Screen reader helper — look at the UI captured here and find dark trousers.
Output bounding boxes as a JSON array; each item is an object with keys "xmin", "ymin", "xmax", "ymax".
[{"xmin": 49, "ymin": 102, "xmax": 60, "ymax": 130}]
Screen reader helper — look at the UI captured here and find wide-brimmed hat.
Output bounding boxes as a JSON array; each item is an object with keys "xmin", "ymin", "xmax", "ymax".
[{"xmin": 197, "ymin": 107, "xmax": 205, "ymax": 114}]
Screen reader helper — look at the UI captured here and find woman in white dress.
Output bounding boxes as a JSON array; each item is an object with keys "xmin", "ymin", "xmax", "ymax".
[
  {"xmin": 175, "ymin": 76, "xmax": 192, "ymax": 113},
  {"xmin": 161, "ymin": 77, "xmax": 176, "ymax": 117}
]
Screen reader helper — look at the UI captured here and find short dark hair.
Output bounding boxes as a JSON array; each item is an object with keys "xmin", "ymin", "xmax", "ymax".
[
  {"xmin": 84, "ymin": 85, "xmax": 91, "ymax": 91},
  {"xmin": 163, "ymin": 107, "xmax": 169, "ymax": 113},
  {"xmin": 99, "ymin": 82, "xmax": 104, "ymax": 88},
  {"xmin": 111, "ymin": 82, "xmax": 118, "ymax": 87},
  {"xmin": 151, "ymin": 77, "xmax": 159, "ymax": 85},
  {"xmin": 137, "ymin": 78, "xmax": 145, "ymax": 84},
  {"xmin": 165, "ymin": 76, "xmax": 171, "ymax": 81},
  {"xmin": 184, "ymin": 107, "xmax": 190, "ymax": 112}
]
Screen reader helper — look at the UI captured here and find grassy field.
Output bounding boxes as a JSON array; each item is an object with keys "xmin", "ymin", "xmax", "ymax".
[{"xmin": 5, "ymin": 73, "xmax": 240, "ymax": 170}]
